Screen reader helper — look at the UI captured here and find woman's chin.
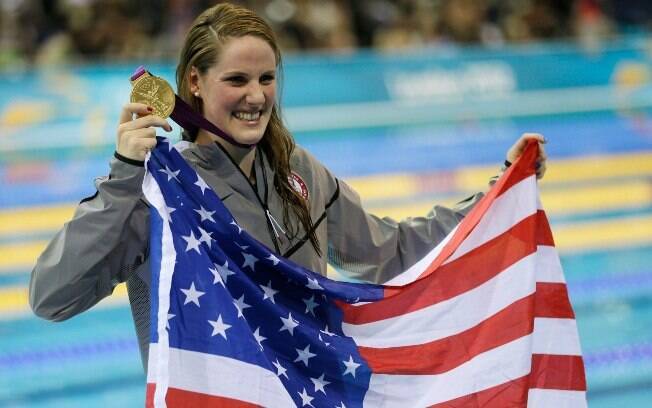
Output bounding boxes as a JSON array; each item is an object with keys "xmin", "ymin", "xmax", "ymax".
[
  {"xmin": 229, "ymin": 121, "xmax": 269, "ymax": 144},
  {"xmin": 229, "ymin": 129, "xmax": 265, "ymax": 146}
]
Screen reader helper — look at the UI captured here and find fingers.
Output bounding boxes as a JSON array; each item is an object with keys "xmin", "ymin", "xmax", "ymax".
[
  {"xmin": 118, "ymin": 127, "xmax": 157, "ymax": 153},
  {"xmin": 512, "ymin": 133, "xmax": 546, "ymax": 157},
  {"xmin": 123, "ymin": 127, "xmax": 158, "ymax": 143},
  {"xmin": 524, "ymin": 133, "xmax": 547, "ymax": 179},
  {"xmin": 119, "ymin": 113, "xmax": 172, "ymax": 133},
  {"xmin": 506, "ymin": 133, "xmax": 549, "ymax": 180},
  {"xmin": 520, "ymin": 134, "xmax": 547, "ymax": 179},
  {"xmin": 125, "ymin": 128, "xmax": 158, "ymax": 151},
  {"xmin": 119, "ymin": 103, "xmax": 152, "ymax": 124},
  {"xmin": 116, "ymin": 102, "xmax": 173, "ymax": 162},
  {"xmin": 521, "ymin": 132, "xmax": 546, "ymax": 145},
  {"xmin": 536, "ymin": 160, "xmax": 547, "ymax": 179},
  {"xmin": 133, "ymin": 130, "xmax": 158, "ymax": 151},
  {"xmin": 537, "ymin": 140, "xmax": 547, "ymax": 162}
]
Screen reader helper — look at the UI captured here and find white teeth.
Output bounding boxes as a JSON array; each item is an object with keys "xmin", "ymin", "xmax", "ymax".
[{"xmin": 234, "ymin": 111, "xmax": 261, "ymax": 121}]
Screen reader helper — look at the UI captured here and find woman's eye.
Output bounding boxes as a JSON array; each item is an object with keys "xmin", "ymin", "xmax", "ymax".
[
  {"xmin": 227, "ymin": 76, "xmax": 246, "ymax": 84},
  {"xmin": 261, "ymin": 75, "xmax": 275, "ymax": 84}
]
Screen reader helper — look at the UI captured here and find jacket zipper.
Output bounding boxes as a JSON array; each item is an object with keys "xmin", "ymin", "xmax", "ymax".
[{"xmin": 211, "ymin": 143, "xmax": 282, "ymax": 253}]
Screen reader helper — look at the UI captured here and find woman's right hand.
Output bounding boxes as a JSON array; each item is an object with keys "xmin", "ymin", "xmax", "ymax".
[{"xmin": 116, "ymin": 103, "xmax": 172, "ymax": 162}]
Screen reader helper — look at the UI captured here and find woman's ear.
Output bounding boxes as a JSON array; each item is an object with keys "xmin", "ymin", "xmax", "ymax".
[{"xmin": 189, "ymin": 66, "xmax": 200, "ymax": 97}]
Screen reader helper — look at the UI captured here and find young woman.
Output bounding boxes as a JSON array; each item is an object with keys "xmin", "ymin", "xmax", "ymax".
[{"xmin": 29, "ymin": 3, "xmax": 547, "ymax": 369}]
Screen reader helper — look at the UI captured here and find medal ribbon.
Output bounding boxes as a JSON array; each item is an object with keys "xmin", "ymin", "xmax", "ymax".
[{"xmin": 131, "ymin": 66, "xmax": 255, "ymax": 149}]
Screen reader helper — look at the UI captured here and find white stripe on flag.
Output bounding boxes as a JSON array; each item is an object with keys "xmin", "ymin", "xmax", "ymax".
[
  {"xmin": 527, "ymin": 389, "xmax": 588, "ymax": 407},
  {"xmin": 384, "ymin": 175, "xmax": 538, "ymax": 287},
  {"xmin": 143, "ymin": 161, "xmax": 178, "ymax": 407},
  {"xmin": 448, "ymin": 175, "xmax": 538, "ymax": 264},
  {"xmin": 363, "ymin": 335, "xmax": 533, "ymax": 407},
  {"xmin": 535, "ymin": 246, "xmax": 565, "ymax": 283},
  {"xmin": 173, "ymin": 140, "xmax": 192, "ymax": 152},
  {"xmin": 533, "ymin": 318, "xmax": 582, "ymax": 355},
  {"xmin": 383, "ymin": 225, "xmax": 458, "ymax": 286},
  {"xmin": 343, "ymin": 251, "xmax": 538, "ymax": 347},
  {"xmin": 147, "ymin": 345, "xmax": 295, "ymax": 408}
]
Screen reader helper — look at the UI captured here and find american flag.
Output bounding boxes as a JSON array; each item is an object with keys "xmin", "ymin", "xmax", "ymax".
[{"xmin": 143, "ymin": 138, "xmax": 586, "ymax": 407}]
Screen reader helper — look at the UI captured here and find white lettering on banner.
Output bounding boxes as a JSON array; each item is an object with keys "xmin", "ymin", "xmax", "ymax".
[{"xmin": 386, "ymin": 62, "xmax": 516, "ymax": 100}]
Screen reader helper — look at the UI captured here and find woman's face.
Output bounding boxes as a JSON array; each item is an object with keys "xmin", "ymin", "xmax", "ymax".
[{"xmin": 194, "ymin": 35, "xmax": 277, "ymax": 146}]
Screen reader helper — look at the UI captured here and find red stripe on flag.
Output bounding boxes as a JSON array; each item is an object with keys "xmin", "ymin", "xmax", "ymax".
[
  {"xmin": 428, "ymin": 376, "xmax": 530, "ymax": 408},
  {"xmin": 146, "ymin": 383, "xmax": 154, "ymax": 407},
  {"xmin": 530, "ymin": 354, "xmax": 587, "ymax": 391},
  {"xmin": 428, "ymin": 355, "xmax": 585, "ymax": 407},
  {"xmin": 341, "ymin": 211, "xmax": 552, "ymax": 325},
  {"xmin": 495, "ymin": 141, "xmax": 539, "ymax": 197},
  {"xmin": 535, "ymin": 282, "xmax": 575, "ymax": 319},
  {"xmin": 412, "ymin": 142, "xmax": 540, "ymax": 287},
  {"xmin": 146, "ymin": 383, "xmax": 261, "ymax": 408},
  {"xmin": 414, "ymin": 210, "xmax": 553, "ymax": 284},
  {"xmin": 359, "ymin": 283, "xmax": 572, "ymax": 374},
  {"xmin": 536, "ymin": 210, "xmax": 555, "ymax": 247},
  {"xmin": 359, "ymin": 294, "xmax": 534, "ymax": 374}
]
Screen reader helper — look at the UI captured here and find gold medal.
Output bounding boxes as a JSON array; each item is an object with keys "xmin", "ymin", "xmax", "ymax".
[{"xmin": 130, "ymin": 73, "xmax": 175, "ymax": 118}]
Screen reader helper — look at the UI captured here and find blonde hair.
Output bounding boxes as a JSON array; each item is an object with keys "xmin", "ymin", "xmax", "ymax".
[{"xmin": 176, "ymin": 3, "xmax": 320, "ymax": 254}]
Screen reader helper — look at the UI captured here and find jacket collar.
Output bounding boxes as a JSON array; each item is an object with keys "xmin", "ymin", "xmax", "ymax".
[{"xmin": 181, "ymin": 141, "xmax": 276, "ymax": 205}]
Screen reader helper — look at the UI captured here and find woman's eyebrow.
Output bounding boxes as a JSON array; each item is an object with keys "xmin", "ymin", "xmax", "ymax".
[
  {"xmin": 221, "ymin": 70, "xmax": 249, "ymax": 77},
  {"xmin": 219, "ymin": 69, "xmax": 276, "ymax": 79}
]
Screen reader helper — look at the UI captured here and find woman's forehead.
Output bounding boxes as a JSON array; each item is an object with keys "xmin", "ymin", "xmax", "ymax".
[{"xmin": 212, "ymin": 36, "xmax": 277, "ymax": 71}]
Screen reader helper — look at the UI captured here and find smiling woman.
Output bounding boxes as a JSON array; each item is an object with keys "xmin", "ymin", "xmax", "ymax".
[
  {"xmin": 28, "ymin": 0, "xmax": 546, "ymax": 384},
  {"xmin": 190, "ymin": 36, "xmax": 277, "ymax": 148},
  {"xmin": 173, "ymin": 4, "xmax": 321, "ymax": 256}
]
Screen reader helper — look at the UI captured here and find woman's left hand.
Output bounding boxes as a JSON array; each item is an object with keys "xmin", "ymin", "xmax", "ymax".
[{"xmin": 506, "ymin": 133, "xmax": 547, "ymax": 179}]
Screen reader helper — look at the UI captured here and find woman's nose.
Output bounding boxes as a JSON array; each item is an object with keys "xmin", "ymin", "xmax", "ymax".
[{"xmin": 245, "ymin": 83, "xmax": 265, "ymax": 105}]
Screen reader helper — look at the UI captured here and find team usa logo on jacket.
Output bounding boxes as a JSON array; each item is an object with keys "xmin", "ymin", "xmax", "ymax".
[{"xmin": 289, "ymin": 172, "xmax": 309, "ymax": 200}]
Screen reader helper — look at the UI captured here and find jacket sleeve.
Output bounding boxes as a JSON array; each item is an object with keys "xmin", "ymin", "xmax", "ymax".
[
  {"xmin": 326, "ymin": 177, "xmax": 483, "ymax": 284},
  {"xmin": 29, "ymin": 158, "xmax": 150, "ymax": 321}
]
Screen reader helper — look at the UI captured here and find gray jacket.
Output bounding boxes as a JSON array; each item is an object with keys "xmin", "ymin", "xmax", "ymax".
[{"xmin": 29, "ymin": 141, "xmax": 483, "ymax": 369}]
